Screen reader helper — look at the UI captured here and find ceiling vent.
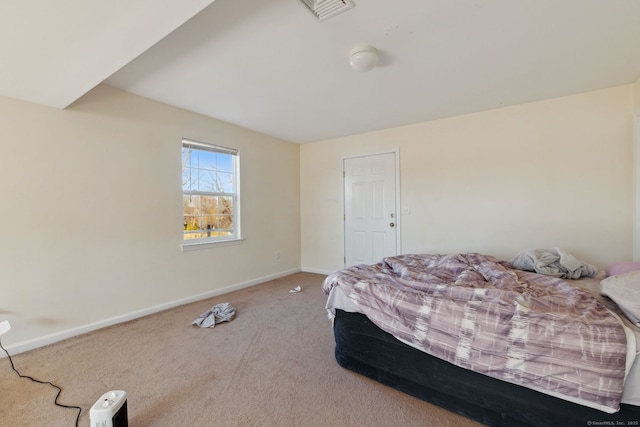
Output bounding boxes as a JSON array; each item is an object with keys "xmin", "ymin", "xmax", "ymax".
[{"xmin": 297, "ymin": 0, "xmax": 355, "ymax": 22}]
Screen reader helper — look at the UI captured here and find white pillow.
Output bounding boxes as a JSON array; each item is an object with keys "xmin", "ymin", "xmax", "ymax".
[{"xmin": 601, "ymin": 270, "xmax": 640, "ymax": 326}]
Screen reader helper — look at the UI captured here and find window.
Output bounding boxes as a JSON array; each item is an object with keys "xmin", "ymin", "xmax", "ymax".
[{"xmin": 182, "ymin": 138, "xmax": 240, "ymax": 246}]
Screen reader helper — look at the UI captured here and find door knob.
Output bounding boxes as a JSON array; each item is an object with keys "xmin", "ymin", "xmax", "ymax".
[{"xmin": 389, "ymin": 222, "xmax": 395, "ymax": 228}]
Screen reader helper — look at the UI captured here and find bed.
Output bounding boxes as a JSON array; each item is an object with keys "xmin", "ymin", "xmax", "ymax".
[{"xmin": 323, "ymin": 253, "xmax": 640, "ymax": 426}]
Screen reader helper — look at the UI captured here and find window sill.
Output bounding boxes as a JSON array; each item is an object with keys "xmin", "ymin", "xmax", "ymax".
[{"xmin": 182, "ymin": 238, "xmax": 244, "ymax": 252}]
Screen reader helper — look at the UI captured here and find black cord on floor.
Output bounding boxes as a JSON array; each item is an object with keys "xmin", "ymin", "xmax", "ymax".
[{"xmin": 0, "ymin": 337, "xmax": 81, "ymax": 427}]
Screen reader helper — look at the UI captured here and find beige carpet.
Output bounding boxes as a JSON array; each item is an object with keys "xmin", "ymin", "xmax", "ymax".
[{"xmin": 0, "ymin": 272, "xmax": 483, "ymax": 427}]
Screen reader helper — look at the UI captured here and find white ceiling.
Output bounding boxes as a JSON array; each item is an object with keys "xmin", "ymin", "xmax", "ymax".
[
  {"xmin": 3, "ymin": 1, "xmax": 640, "ymax": 144},
  {"xmin": 0, "ymin": 0, "xmax": 215, "ymax": 109}
]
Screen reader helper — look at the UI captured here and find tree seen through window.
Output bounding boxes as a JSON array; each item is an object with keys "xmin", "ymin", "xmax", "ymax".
[{"xmin": 182, "ymin": 139, "xmax": 239, "ymax": 242}]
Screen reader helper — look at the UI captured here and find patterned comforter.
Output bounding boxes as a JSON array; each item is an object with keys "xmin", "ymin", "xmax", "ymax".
[{"xmin": 323, "ymin": 253, "xmax": 629, "ymax": 412}]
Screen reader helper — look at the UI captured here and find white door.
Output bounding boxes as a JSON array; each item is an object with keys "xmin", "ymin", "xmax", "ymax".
[{"xmin": 344, "ymin": 152, "xmax": 397, "ymax": 267}]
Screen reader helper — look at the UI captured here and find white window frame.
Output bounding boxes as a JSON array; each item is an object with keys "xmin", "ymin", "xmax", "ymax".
[{"xmin": 182, "ymin": 138, "xmax": 242, "ymax": 251}]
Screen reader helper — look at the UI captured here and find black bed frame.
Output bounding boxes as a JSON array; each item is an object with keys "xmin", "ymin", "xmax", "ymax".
[{"xmin": 333, "ymin": 309, "xmax": 640, "ymax": 427}]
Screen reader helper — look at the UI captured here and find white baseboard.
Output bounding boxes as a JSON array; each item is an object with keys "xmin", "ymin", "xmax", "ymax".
[
  {"xmin": 301, "ymin": 267, "xmax": 334, "ymax": 275},
  {"xmin": 2, "ymin": 268, "xmax": 301, "ymax": 357}
]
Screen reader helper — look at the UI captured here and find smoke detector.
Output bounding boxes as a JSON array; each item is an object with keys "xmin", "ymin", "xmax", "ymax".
[{"xmin": 297, "ymin": 0, "xmax": 355, "ymax": 22}]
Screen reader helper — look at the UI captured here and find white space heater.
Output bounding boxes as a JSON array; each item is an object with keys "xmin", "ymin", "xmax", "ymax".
[{"xmin": 90, "ymin": 390, "xmax": 128, "ymax": 427}]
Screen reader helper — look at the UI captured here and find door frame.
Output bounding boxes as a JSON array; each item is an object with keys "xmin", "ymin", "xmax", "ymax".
[{"xmin": 342, "ymin": 148, "xmax": 401, "ymax": 267}]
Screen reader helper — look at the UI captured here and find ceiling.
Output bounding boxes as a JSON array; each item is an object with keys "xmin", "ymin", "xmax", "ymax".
[{"xmin": 3, "ymin": 1, "xmax": 640, "ymax": 144}]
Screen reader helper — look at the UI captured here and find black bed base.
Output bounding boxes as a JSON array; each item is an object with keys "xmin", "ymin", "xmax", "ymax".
[{"xmin": 333, "ymin": 309, "xmax": 640, "ymax": 427}]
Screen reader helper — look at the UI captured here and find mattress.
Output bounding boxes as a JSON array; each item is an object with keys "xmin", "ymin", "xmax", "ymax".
[
  {"xmin": 325, "ymin": 270, "xmax": 640, "ymax": 411},
  {"xmin": 333, "ymin": 308, "xmax": 640, "ymax": 427}
]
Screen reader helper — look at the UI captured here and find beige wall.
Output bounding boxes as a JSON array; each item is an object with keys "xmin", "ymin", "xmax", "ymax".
[
  {"xmin": 301, "ymin": 85, "xmax": 634, "ymax": 273},
  {"xmin": 635, "ymin": 77, "xmax": 640, "ymax": 115},
  {"xmin": 0, "ymin": 85, "xmax": 300, "ymax": 351},
  {"xmin": 634, "ymin": 77, "xmax": 640, "ymax": 259}
]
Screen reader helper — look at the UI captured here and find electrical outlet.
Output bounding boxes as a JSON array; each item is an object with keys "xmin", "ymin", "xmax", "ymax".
[
  {"xmin": 275, "ymin": 251, "xmax": 281, "ymax": 260},
  {"xmin": 0, "ymin": 320, "xmax": 11, "ymax": 336}
]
